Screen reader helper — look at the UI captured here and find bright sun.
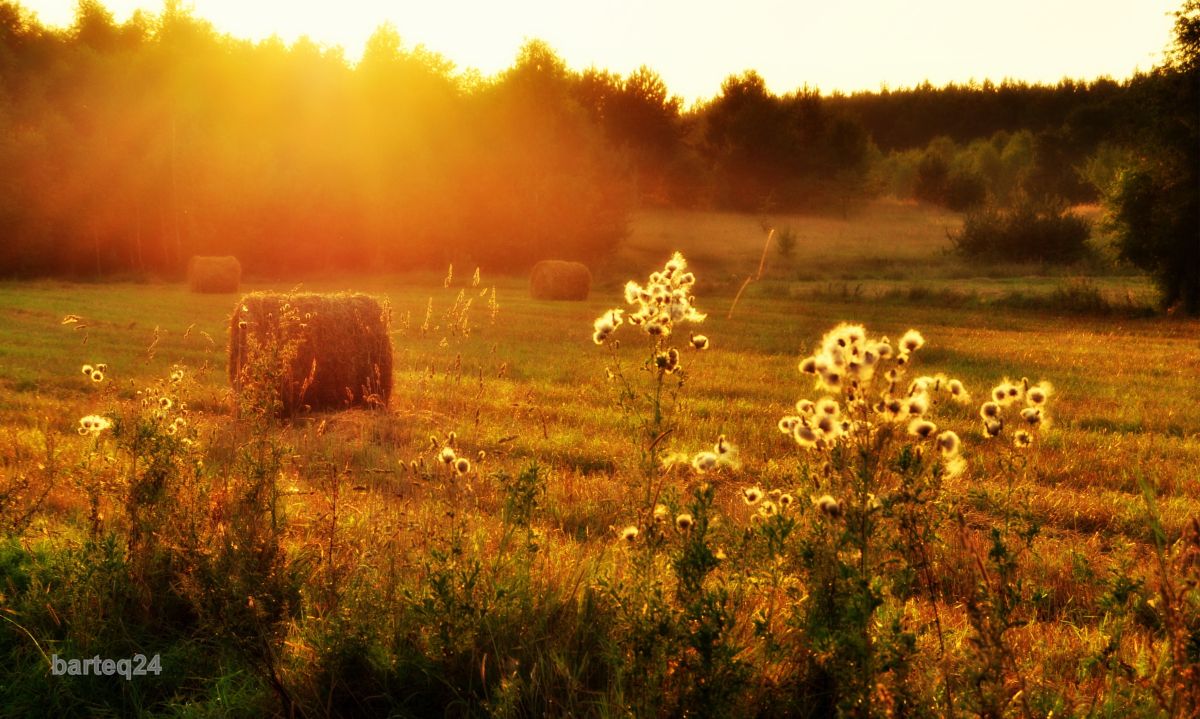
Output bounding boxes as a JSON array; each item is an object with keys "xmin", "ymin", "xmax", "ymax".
[{"xmin": 15, "ymin": 0, "xmax": 1180, "ymax": 103}]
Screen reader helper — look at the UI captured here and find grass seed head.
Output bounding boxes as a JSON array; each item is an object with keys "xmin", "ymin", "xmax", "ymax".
[
  {"xmin": 880, "ymin": 397, "xmax": 906, "ymax": 422},
  {"xmin": 908, "ymin": 419, "xmax": 937, "ymax": 439},
  {"xmin": 909, "ymin": 376, "xmax": 934, "ymax": 395},
  {"xmin": 900, "ymin": 329, "xmax": 925, "ymax": 352},
  {"xmin": 936, "ymin": 430, "xmax": 961, "ymax": 457},
  {"xmin": 691, "ymin": 451, "xmax": 719, "ymax": 473},
  {"xmin": 793, "ymin": 424, "xmax": 819, "ymax": 448},
  {"xmin": 906, "ymin": 393, "xmax": 929, "ymax": 417},
  {"xmin": 1026, "ymin": 381, "xmax": 1053, "ymax": 406},
  {"xmin": 949, "ymin": 378, "xmax": 970, "ymax": 403},
  {"xmin": 1020, "ymin": 407, "xmax": 1047, "ymax": 429},
  {"xmin": 715, "ymin": 434, "xmax": 732, "ymax": 455},
  {"xmin": 815, "ymin": 414, "xmax": 839, "ymax": 438},
  {"xmin": 816, "ymin": 397, "xmax": 840, "ymax": 417},
  {"xmin": 983, "ymin": 418, "xmax": 1004, "ymax": 438},
  {"xmin": 78, "ymin": 414, "xmax": 111, "ymax": 435},
  {"xmin": 980, "ymin": 401, "xmax": 1001, "ymax": 420},
  {"xmin": 814, "ymin": 494, "xmax": 841, "ymax": 518},
  {"xmin": 623, "ymin": 281, "xmax": 641, "ymax": 305},
  {"xmin": 819, "ymin": 369, "xmax": 843, "ymax": 392},
  {"xmin": 992, "ymin": 380, "xmax": 1024, "ymax": 406}
]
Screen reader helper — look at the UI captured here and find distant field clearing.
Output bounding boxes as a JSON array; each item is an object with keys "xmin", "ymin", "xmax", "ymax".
[{"xmin": 617, "ymin": 198, "xmax": 963, "ymax": 277}]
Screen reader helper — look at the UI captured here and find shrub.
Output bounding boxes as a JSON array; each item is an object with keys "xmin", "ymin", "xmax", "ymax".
[
  {"xmin": 914, "ymin": 152, "xmax": 987, "ymax": 210},
  {"xmin": 775, "ymin": 226, "xmax": 797, "ymax": 259},
  {"xmin": 913, "ymin": 153, "xmax": 951, "ymax": 206},
  {"xmin": 942, "ymin": 169, "xmax": 988, "ymax": 210},
  {"xmin": 951, "ymin": 199, "xmax": 1091, "ymax": 263}
]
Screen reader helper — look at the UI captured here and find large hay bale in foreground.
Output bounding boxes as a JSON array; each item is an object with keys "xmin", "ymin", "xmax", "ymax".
[
  {"xmin": 187, "ymin": 256, "xmax": 242, "ymax": 293},
  {"xmin": 530, "ymin": 260, "xmax": 591, "ymax": 301},
  {"xmin": 229, "ymin": 292, "xmax": 393, "ymax": 415}
]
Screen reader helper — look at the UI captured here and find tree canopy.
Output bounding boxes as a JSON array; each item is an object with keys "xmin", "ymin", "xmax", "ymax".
[{"xmin": 0, "ymin": 1, "xmax": 1183, "ymax": 282}]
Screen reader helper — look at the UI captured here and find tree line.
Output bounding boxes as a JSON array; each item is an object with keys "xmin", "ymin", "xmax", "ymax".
[{"xmin": 0, "ymin": 0, "xmax": 1192, "ymax": 298}]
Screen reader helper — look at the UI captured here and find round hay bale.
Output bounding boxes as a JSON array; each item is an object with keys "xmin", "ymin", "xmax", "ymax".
[
  {"xmin": 187, "ymin": 256, "xmax": 242, "ymax": 293},
  {"xmin": 228, "ymin": 292, "xmax": 393, "ymax": 415},
  {"xmin": 529, "ymin": 260, "xmax": 591, "ymax": 301}
]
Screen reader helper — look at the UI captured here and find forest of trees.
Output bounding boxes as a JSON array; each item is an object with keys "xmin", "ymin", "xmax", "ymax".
[{"xmin": 0, "ymin": 0, "xmax": 1192, "ymax": 283}]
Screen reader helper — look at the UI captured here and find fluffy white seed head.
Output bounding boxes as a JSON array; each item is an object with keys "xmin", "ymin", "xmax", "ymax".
[
  {"xmin": 907, "ymin": 419, "xmax": 937, "ymax": 439},
  {"xmin": 814, "ymin": 494, "xmax": 841, "ymax": 517},
  {"xmin": 900, "ymin": 329, "xmax": 925, "ymax": 353},
  {"xmin": 936, "ymin": 430, "xmax": 961, "ymax": 457}
]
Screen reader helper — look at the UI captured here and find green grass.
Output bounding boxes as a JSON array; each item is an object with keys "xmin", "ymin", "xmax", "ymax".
[
  {"xmin": 1, "ymin": 202, "xmax": 1197, "ymax": 716},
  {"xmin": 620, "ymin": 198, "xmax": 962, "ymax": 274}
]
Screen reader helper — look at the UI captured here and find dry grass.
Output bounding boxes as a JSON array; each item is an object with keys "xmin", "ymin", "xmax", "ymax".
[
  {"xmin": 0, "ymin": 204, "xmax": 1196, "ymax": 715},
  {"xmin": 186, "ymin": 255, "xmax": 241, "ymax": 293},
  {"xmin": 616, "ymin": 198, "xmax": 962, "ymax": 281}
]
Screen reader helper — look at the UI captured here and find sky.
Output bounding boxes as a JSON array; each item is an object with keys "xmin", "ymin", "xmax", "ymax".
[{"xmin": 17, "ymin": 0, "xmax": 1182, "ymax": 104}]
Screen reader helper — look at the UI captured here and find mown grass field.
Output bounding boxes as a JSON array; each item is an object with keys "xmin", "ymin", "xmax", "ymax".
[{"xmin": 1, "ymin": 201, "xmax": 1197, "ymax": 717}]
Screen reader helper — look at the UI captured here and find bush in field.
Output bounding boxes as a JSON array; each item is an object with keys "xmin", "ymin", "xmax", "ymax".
[
  {"xmin": 913, "ymin": 149, "xmax": 988, "ymax": 210},
  {"xmin": 775, "ymin": 225, "xmax": 798, "ymax": 259},
  {"xmin": 943, "ymin": 169, "xmax": 988, "ymax": 210},
  {"xmin": 951, "ymin": 197, "xmax": 1091, "ymax": 263}
]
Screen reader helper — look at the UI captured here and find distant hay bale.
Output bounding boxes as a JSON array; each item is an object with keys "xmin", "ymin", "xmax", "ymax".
[
  {"xmin": 228, "ymin": 292, "xmax": 393, "ymax": 415},
  {"xmin": 529, "ymin": 260, "xmax": 591, "ymax": 301},
  {"xmin": 187, "ymin": 256, "xmax": 241, "ymax": 293}
]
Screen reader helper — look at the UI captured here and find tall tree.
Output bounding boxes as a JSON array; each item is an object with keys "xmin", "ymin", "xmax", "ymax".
[{"xmin": 1109, "ymin": 0, "xmax": 1200, "ymax": 313}]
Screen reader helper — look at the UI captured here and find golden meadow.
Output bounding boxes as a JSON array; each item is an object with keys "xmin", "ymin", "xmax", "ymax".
[{"xmin": 1, "ymin": 203, "xmax": 1197, "ymax": 717}]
